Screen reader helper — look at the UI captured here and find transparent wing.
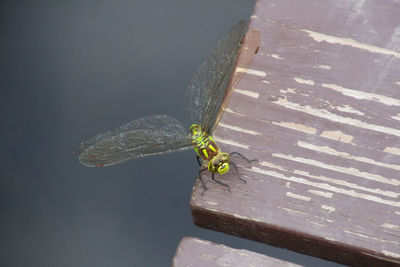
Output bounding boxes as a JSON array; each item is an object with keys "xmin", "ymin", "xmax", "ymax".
[
  {"xmin": 75, "ymin": 115, "xmax": 192, "ymax": 167},
  {"xmin": 212, "ymin": 29, "xmax": 261, "ymax": 132},
  {"xmin": 185, "ymin": 21, "xmax": 247, "ymax": 134}
]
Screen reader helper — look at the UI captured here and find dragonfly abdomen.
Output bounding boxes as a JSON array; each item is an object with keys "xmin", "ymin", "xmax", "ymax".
[{"xmin": 190, "ymin": 124, "xmax": 220, "ymax": 162}]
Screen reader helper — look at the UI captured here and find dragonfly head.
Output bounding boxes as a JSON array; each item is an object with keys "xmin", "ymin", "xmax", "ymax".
[
  {"xmin": 190, "ymin": 124, "xmax": 201, "ymax": 135},
  {"xmin": 208, "ymin": 153, "xmax": 230, "ymax": 175}
]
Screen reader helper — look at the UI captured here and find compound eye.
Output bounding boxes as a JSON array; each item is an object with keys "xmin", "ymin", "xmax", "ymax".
[{"xmin": 218, "ymin": 163, "xmax": 230, "ymax": 175}]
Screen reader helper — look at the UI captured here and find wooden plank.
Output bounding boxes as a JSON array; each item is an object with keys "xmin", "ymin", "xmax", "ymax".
[
  {"xmin": 190, "ymin": 0, "xmax": 400, "ymax": 266},
  {"xmin": 172, "ymin": 237, "xmax": 303, "ymax": 267}
]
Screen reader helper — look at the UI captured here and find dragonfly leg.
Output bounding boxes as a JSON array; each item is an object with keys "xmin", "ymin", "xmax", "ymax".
[
  {"xmin": 196, "ymin": 155, "xmax": 202, "ymax": 167},
  {"xmin": 211, "ymin": 173, "xmax": 230, "ymax": 193},
  {"xmin": 229, "ymin": 151, "xmax": 258, "ymax": 163},
  {"xmin": 198, "ymin": 168, "xmax": 208, "ymax": 196},
  {"xmin": 230, "ymin": 161, "xmax": 246, "ymax": 184}
]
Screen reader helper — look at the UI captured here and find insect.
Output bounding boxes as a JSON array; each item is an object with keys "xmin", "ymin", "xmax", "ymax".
[{"xmin": 75, "ymin": 21, "xmax": 260, "ymax": 195}]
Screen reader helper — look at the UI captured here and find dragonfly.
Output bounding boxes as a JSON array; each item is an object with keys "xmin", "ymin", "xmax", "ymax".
[{"xmin": 75, "ymin": 21, "xmax": 260, "ymax": 195}]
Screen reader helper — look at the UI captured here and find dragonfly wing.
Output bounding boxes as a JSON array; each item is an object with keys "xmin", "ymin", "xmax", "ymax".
[
  {"xmin": 211, "ymin": 29, "xmax": 261, "ymax": 133},
  {"xmin": 185, "ymin": 21, "xmax": 247, "ymax": 127},
  {"xmin": 75, "ymin": 114, "xmax": 192, "ymax": 167}
]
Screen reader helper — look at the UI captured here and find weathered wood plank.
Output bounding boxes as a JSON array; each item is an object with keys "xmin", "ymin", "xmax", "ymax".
[
  {"xmin": 190, "ymin": 0, "xmax": 400, "ymax": 266},
  {"xmin": 172, "ymin": 237, "xmax": 303, "ymax": 267}
]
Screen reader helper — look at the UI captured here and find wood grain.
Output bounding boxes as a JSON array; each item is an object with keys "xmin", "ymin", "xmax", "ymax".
[
  {"xmin": 190, "ymin": 0, "xmax": 400, "ymax": 266},
  {"xmin": 172, "ymin": 237, "xmax": 303, "ymax": 267}
]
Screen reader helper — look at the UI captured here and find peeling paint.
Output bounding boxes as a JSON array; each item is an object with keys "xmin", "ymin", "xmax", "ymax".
[
  {"xmin": 250, "ymin": 167, "xmax": 400, "ymax": 207},
  {"xmin": 286, "ymin": 182, "xmax": 296, "ymax": 189},
  {"xmin": 298, "ymin": 141, "xmax": 400, "ymax": 171},
  {"xmin": 218, "ymin": 122, "xmax": 262, "ymax": 135},
  {"xmin": 259, "ymin": 161, "xmax": 287, "ymax": 171},
  {"xmin": 274, "ymin": 152, "xmax": 400, "ymax": 186},
  {"xmin": 213, "ymin": 136, "xmax": 249, "ymax": 149},
  {"xmin": 294, "ymin": 77, "xmax": 315, "ymax": 85},
  {"xmin": 234, "ymin": 88, "xmax": 260, "ymax": 98},
  {"xmin": 381, "ymin": 223, "xmax": 400, "ymax": 231},
  {"xmin": 236, "ymin": 67, "xmax": 266, "ymax": 77},
  {"xmin": 313, "ymin": 65, "xmax": 331, "ymax": 69},
  {"xmin": 309, "ymin": 221, "xmax": 327, "ymax": 227},
  {"xmin": 274, "ymin": 97, "xmax": 400, "ymax": 138},
  {"xmin": 224, "ymin": 108, "xmax": 246, "ymax": 117},
  {"xmin": 336, "ymin": 105, "xmax": 365, "ymax": 116},
  {"xmin": 262, "ymin": 159, "xmax": 400, "ymax": 198},
  {"xmin": 384, "ymin": 146, "xmax": 400, "ymax": 156},
  {"xmin": 303, "ymin": 29, "xmax": 400, "ymax": 58},
  {"xmin": 321, "ymin": 205, "xmax": 336, "ymax": 213},
  {"xmin": 271, "ymin": 54, "xmax": 284, "ymax": 60},
  {"xmin": 286, "ymin": 191, "xmax": 311, "ymax": 201},
  {"xmin": 382, "ymin": 250, "xmax": 400, "ymax": 259},
  {"xmin": 343, "ymin": 230, "xmax": 400, "ymax": 245},
  {"xmin": 322, "ymin": 83, "xmax": 400, "ymax": 107},
  {"xmin": 293, "ymin": 168, "xmax": 400, "ymax": 198},
  {"xmin": 392, "ymin": 114, "xmax": 400, "ymax": 122},
  {"xmin": 308, "ymin": 189, "xmax": 333, "ymax": 198},
  {"xmin": 320, "ymin": 130, "xmax": 353, "ymax": 143},
  {"xmin": 273, "ymin": 121, "xmax": 317, "ymax": 134},
  {"xmin": 277, "ymin": 205, "xmax": 309, "ymax": 216}
]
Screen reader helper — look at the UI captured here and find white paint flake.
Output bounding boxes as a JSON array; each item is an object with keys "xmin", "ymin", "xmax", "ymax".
[
  {"xmin": 322, "ymin": 83, "xmax": 400, "ymax": 107},
  {"xmin": 313, "ymin": 65, "xmax": 331, "ymax": 69},
  {"xmin": 392, "ymin": 114, "xmax": 400, "ymax": 122},
  {"xmin": 234, "ymin": 88, "xmax": 260, "ymax": 99},
  {"xmin": 320, "ymin": 130, "xmax": 354, "ymax": 143},
  {"xmin": 336, "ymin": 105, "xmax": 365, "ymax": 116},
  {"xmin": 274, "ymin": 97, "xmax": 400, "ymax": 137},
  {"xmin": 344, "ymin": 230, "xmax": 400, "ymax": 246},
  {"xmin": 213, "ymin": 136, "xmax": 249, "ymax": 149},
  {"xmin": 382, "ymin": 250, "xmax": 400, "ymax": 259},
  {"xmin": 271, "ymin": 54, "xmax": 284, "ymax": 60},
  {"xmin": 381, "ymin": 223, "xmax": 400, "ymax": 231},
  {"xmin": 303, "ymin": 29, "xmax": 400, "ymax": 58},
  {"xmin": 224, "ymin": 108, "xmax": 246, "ymax": 117},
  {"xmin": 294, "ymin": 77, "xmax": 315, "ymax": 85},
  {"xmin": 321, "ymin": 205, "xmax": 336, "ymax": 213},
  {"xmin": 384, "ymin": 147, "xmax": 400, "ymax": 156},
  {"xmin": 250, "ymin": 167, "xmax": 400, "ymax": 208},
  {"xmin": 218, "ymin": 122, "xmax": 262, "ymax": 136},
  {"xmin": 308, "ymin": 190, "xmax": 333, "ymax": 198},
  {"xmin": 236, "ymin": 67, "xmax": 266, "ymax": 77},
  {"xmin": 286, "ymin": 192, "xmax": 311, "ymax": 201},
  {"xmin": 272, "ymin": 121, "xmax": 317, "ymax": 134},
  {"xmin": 259, "ymin": 161, "xmax": 287, "ymax": 171},
  {"xmin": 273, "ymin": 153, "xmax": 400, "ymax": 186},
  {"xmin": 298, "ymin": 141, "xmax": 400, "ymax": 172}
]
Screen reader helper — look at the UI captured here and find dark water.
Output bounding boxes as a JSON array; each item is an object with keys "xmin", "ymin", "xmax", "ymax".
[{"xmin": 0, "ymin": 1, "xmax": 342, "ymax": 266}]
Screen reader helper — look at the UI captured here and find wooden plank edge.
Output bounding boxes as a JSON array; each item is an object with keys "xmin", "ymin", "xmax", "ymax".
[
  {"xmin": 190, "ymin": 204, "xmax": 400, "ymax": 267},
  {"xmin": 172, "ymin": 236, "xmax": 303, "ymax": 267}
]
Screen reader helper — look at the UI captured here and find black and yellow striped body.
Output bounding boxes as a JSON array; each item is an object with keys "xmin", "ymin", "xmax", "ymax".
[
  {"xmin": 190, "ymin": 124, "xmax": 230, "ymax": 174},
  {"xmin": 190, "ymin": 124, "xmax": 219, "ymax": 161}
]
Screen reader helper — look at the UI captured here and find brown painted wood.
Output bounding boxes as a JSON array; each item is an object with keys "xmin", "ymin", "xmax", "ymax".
[
  {"xmin": 190, "ymin": 0, "xmax": 400, "ymax": 266},
  {"xmin": 172, "ymin": 237, "xmax": 303, "ymax": 267}
]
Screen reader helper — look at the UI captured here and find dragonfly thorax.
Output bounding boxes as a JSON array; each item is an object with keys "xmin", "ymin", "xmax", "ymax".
[{"xmin": 190, "ymin": 124, "xmax": 230, "ymax": 175}]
